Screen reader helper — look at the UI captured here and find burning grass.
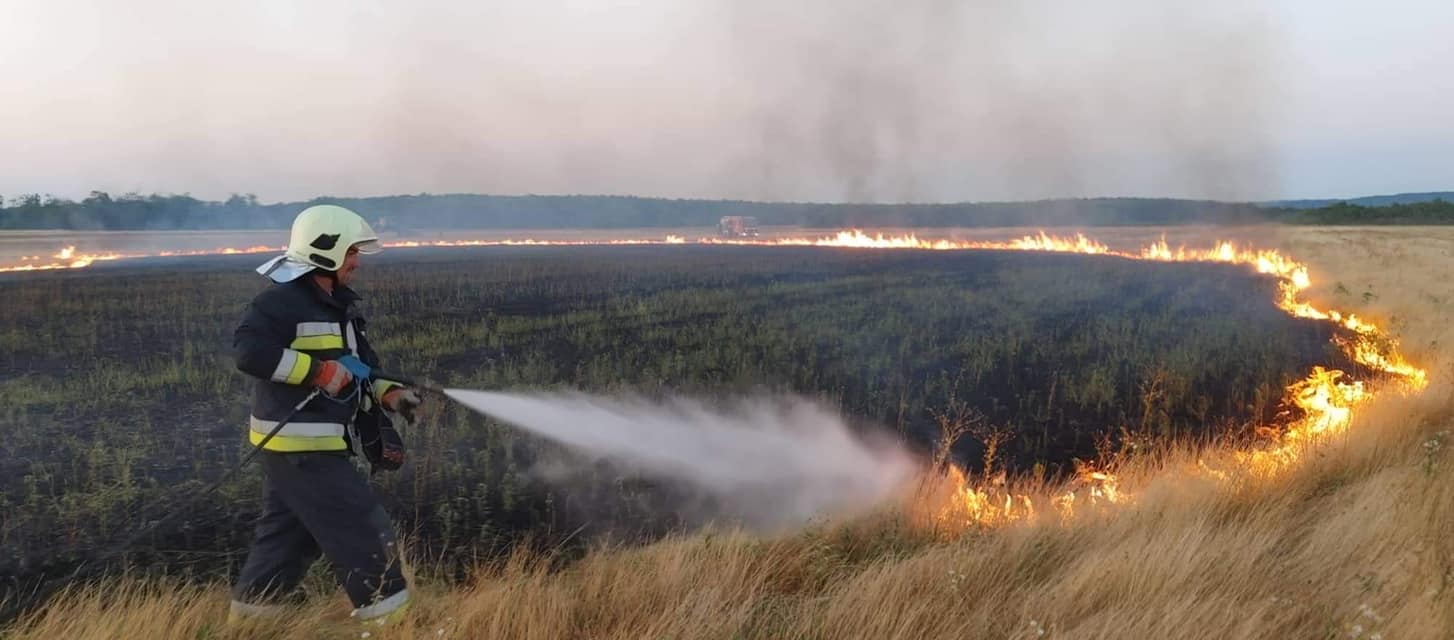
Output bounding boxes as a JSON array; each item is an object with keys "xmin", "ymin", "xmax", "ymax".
[
  {"xmin": 8, "ymin": 391, "xmax": 1454, "ymax": 638},
  {"xmin": 2, "ymin": 227, "xmax": 1449, "ymax": 637},
  {"xmin": 0, "ymin": 244, "xmax": 1342, "ymax": 592}
]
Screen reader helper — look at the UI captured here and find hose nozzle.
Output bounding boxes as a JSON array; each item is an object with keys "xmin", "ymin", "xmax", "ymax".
[{"xmin": 372, "ymin": 371, "xmax": 446, "ymax": 395}]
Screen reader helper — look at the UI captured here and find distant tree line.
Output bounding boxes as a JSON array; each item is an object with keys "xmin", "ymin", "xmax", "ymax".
[
  {"xmin": 1262, "ymin": 191, "xmax": 1454, "ymax": 209},
  {"xmin": 1269, "ymin": 199, "xmax": 1454, "ymax": 225},
  {"xmin": 0, "ymin": 191, "xmax": 1450, "ymax": 230},
  {"xmin": 0, "ymin": 192, "xmax": 290, "ymax": 230}
]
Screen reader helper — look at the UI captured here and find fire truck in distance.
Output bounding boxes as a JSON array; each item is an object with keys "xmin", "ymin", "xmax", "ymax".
[{"xmin": 718, "ymin": 216, "xmax": 760, "ymax": 238}]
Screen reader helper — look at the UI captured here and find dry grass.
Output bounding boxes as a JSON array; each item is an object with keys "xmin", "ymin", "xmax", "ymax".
[{"xmin": 7, "ymin": 226, "xmax": 1454, "ymax": 639}]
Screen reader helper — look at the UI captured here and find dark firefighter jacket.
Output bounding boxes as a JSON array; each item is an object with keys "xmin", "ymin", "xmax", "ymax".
[{"xmin": 233, "ymin": 276, "xmax": 401, "ymax": 452}]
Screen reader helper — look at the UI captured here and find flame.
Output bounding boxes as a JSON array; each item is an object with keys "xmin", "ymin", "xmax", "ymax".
[
  {"xmin": 0, "ymin": 236, "xmax": 691, "ymax": 273},
  {"xmin": 703, "ymin": 229, "xmax": 1116, "ymax": 254},
  {"xmin": 0, "ymin": 245, "xmax": 134, "ymax": 272},
  {"xmin": 865, "ymin": 232, "xmax": 1426, "ymax": 533},
  {"xmin": 1, "ymin": 229, "xmax": 1426, "ymax": 534},
  {"xmin": 931, "ymin": 467, "xmax": 1036, "ymax": 527}
]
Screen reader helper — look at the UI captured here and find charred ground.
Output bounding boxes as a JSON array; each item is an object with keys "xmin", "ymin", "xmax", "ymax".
[{"xmin": 0, "ymin": 245, "xmax": 1353, "ymax": 598}]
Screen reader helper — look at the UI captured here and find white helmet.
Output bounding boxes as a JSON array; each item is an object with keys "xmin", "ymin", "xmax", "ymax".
[{"xmin": 257, "ymin": 204, "xmax": 382, "ymax": 282}]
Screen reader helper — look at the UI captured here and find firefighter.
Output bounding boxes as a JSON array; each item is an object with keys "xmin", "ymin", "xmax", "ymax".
[{"xmin": 229, "ymin": 204, "xmax": 420, "ymax": 625}]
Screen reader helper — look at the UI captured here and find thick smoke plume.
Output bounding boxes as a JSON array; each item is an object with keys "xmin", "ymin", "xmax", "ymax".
[
  {"xmin": 445, "ymin": 390, "xmax": 917, "ymax": 529},
  {"xmin": 721, "ymin": 0, "xmax": 1282, "ymax": 203},
  {"xmin": 1, "ymin": 0, "xmax": 1283, "ymax": 203}
]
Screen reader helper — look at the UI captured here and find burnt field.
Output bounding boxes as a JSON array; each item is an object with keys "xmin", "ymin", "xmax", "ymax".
[{"xmin": 0, "ymin": 245, "xmax": 1355, "ymax": 590}]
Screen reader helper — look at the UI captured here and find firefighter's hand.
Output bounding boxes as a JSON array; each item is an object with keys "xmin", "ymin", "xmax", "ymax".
[
  {"xmin": 383, "ymin": 388, "xmax": 421, "ymax": 422},
  {"xmin": 312, "ymin": 360, "xmax": 353, "ymax": 396}
]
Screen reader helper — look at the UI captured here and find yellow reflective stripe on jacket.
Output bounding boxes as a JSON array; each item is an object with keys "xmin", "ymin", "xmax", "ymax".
[
  {"xmin": 292, "ymin": 321, "xmax": 345, "ymax": 351},
  {"xmin": 290, "ymin": 334, "xmax": 346, "ymax": 350},
  {"xmin": 249, "ymin": 416, "xmax": 348, "ymax": 452},
  {"xmin": 373, "ymin": 379, "xmax": 401, "ymax": 404},
  {"xmin": 270, "ymin": 349, "xmax": 313, "ymax": 385},
  {"xmin": 248, "ymin": 430, "xmax": 348, "ymax": 452}
]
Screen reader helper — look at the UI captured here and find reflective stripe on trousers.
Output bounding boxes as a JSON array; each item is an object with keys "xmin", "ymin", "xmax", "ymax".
[
  {"xmin": 354, "ymin": 588, "xmax": 411, "ymax": 624},
  {"xmin": 231, "ymin": 453, "xmax": 409, "ymax": 615}
]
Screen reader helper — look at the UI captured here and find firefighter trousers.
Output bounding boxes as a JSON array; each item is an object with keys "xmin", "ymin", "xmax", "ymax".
[{"xmin": 230, "ymin": 451, "xmax": 409, "ymax": 618}]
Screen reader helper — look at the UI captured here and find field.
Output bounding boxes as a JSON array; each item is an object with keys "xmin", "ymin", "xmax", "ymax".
[
  {"xmin": 2, "ymin": 226, "xmax": 1451, "ymax": 638},
  {"xmin": 0, "ymin": 223, "xmax": 1358, "ymax": 266}
]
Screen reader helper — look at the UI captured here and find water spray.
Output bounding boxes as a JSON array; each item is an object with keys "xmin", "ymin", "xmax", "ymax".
[{"xmin": 380, "ymin": 373, "xmax": 918, "ymax": 528}]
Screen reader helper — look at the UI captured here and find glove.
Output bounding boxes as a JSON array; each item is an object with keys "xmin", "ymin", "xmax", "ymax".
[
  {"xmin": 312, "ymin": 360, "xmax": 353, "ymax": 396},
  {"xmin": 336, "ymin": 354, "xmax": 372, "ymax": 381},
  {"xmin": 382, "ymin": 387, "xmax": 422, "ymax": 422}
]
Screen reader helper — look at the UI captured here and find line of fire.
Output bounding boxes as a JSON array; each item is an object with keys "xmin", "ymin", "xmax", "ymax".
[{"xmin": 0, "ymin": 229, "xmax": 1427, "ymax": 534}]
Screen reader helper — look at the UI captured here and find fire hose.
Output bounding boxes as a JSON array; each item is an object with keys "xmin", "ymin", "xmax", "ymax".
[{"xmin": 0, "ymin": 373, "xmax": 445, "ymax": 626}]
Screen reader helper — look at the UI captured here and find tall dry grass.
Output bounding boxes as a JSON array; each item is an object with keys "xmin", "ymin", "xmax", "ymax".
[{"xmin": 7, "ymin": 227, "xmax": 1453, "ymax": 639}]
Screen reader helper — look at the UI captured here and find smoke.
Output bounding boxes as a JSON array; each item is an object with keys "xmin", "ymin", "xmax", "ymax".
[
  {"xmin": 444, "ymin": 389, "xmax": 917, "ymax": 529},
  {"xmin": 0, "ymin": 0, "xmax": 1286, "ymax": 203},
  {"xmin": 720, "ymin": 0, "xmax": 1283, "ymax": 203}
]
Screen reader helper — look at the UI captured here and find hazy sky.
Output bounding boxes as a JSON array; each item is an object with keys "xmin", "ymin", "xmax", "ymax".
[{"xmin": 2, "ymin": 0, "xmax": 1450, "ymax": 203}]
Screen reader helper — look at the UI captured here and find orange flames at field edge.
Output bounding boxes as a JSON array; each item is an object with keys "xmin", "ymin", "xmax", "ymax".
[
  {"xmin": 0, "ymin": 244, "xmax": 284, "ymax": 272},
  {"xmin": 1, "ymin": 230, "xmax": 1427, "ymax": 534}
]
